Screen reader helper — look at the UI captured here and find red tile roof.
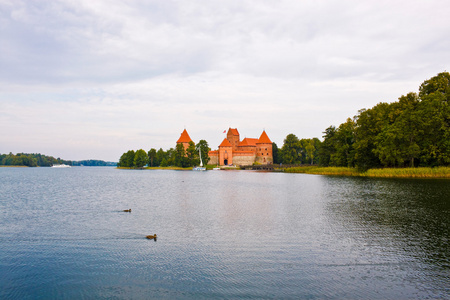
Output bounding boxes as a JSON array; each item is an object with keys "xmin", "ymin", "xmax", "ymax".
[
  {"xmin": 219, "ymin": 138, "xmax": 232, "ymax": 147},
  {"xmin": 257, "ymin": 130, "xmax": 272, "ymax": 144},
  {"xmin": 176, "ymin": 129, "xmax": 193, "ymax": 143},
  {"xmin": 228, "ymin": 128, "xmax": 239, "ymax": 136},
  {"xmin": 238, "ymin": 138, "xmax": 258, "ymax": 147}
]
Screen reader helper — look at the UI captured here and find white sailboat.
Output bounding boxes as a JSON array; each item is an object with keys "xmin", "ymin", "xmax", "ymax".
[{"xmin": 193, "ymin": 149, "xmax": 206, "ymax": 171}]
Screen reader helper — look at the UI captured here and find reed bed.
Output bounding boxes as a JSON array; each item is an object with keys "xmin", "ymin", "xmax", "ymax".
[
  {"xmin": 285, "ymin": 166, "xmax": 359, "ymax": 176},
  {"xmin": 364, "ymin": 167, "xmax": 450, "ymax": 178},
  {"xmin": 285, "ymin": 166, "xmax": 450, "ymax": 178}
]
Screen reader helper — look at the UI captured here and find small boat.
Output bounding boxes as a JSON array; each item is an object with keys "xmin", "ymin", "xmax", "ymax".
[
  {"xmin": 51, "ymin": 164, "xmax": 71, "ymax": 168},
  {"xmin": 193, "ymin": 149, "xmax": 206, "ymax": 171}
]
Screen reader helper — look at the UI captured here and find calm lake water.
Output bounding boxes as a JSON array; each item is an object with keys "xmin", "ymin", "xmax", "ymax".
[{"xmin": 1, "ymin": 167, "xmax": 449, "ymax": 299}]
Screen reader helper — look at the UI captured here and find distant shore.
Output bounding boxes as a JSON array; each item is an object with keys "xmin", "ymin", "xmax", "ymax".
[{"xmin": 284, "ymin": 166, "xmax": 450, "ymax": 179}]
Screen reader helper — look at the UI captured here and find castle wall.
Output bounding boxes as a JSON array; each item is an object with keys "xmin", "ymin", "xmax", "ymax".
[
  {"xmin": 209, "ymin": 152, "xmax": 218, "ymax": 165},
  {"xmin": 237, "ymin": 145, "xmax": 256, "ymax": 153},
  {"xmin": 233, "ymin": 154, "xmax": 256, "ymax": 166}
]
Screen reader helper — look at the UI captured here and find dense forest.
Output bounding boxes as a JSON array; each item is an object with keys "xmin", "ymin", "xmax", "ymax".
[
  {"xmin": 0, "ymin": 153, "xmax": 116, "ymax": 167},
  {"xmin": 119, "ymin": 72, "xmax": 449, "ymax": 170}
]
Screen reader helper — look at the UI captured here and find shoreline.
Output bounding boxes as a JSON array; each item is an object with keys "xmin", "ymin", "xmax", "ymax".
[
  {"xmin": 4, "ymin": 164, "xmax": 440, "ymax": 178},
  {"xmin": 284, "ymin": 166, "xmax": 450, "ymax": 179}
]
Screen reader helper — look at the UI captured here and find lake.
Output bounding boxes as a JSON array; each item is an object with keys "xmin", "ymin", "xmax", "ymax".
[{"xmin": 0, "ymin": 167, "xmax": 449, "ymax": 299}]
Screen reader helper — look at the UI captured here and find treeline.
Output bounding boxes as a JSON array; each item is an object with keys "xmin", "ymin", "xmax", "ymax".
[
  {"xmin": 72, "ymin": 160, "xmax": 117, "ymax": 167},
  {"xmin": 318, "ymin": 71, "xmax": 449, "ymax": 170},
  {"xmin": 273, "ymin": 137, "xmax": 321, "ymax": 165},
  {"xmin": 0, "ymin": 153, "xmax": 117, "ymax": 167},
  {"xmin": 0, "ymin": 153, "xmax": 71, "ymax": 167},
  {"xmin": 118, "ymin": 140, "xmax": 210, "ymax": 168}
]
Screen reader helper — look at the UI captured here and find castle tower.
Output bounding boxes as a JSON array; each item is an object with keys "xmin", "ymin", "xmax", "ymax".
[
  {"xmin": 218, "ymin": 138, "xmax": 233, "ymax": 165},
  {"xmin": 176, "ymin": 129, "xmax": 193, "ymax": 150},
  {"xmin": 227, "ymin": 128, "xmax": 240, "ymax": 151},
  {"xmin": 256, "ymin": 130, "xmax": 273, "ymax": 164}
]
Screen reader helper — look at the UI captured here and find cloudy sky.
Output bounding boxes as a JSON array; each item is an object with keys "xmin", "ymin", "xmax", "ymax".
[{"xmin": 1, "ymin": 0, "xmax": 449, "ymax": 161}]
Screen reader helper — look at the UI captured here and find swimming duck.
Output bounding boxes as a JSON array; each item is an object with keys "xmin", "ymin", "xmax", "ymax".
[
  {"xmin": 146, "ymin": 234, "xmax": 157, "ymax": 240},
  {"xmin": 123, "ymin": 209, "xmax": 131, "ymax": 212}
]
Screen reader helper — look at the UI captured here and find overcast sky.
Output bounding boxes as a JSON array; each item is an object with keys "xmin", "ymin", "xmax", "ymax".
[{"xmin": 1, "ymin": 0, "xmax": 449, "ymax": 161}]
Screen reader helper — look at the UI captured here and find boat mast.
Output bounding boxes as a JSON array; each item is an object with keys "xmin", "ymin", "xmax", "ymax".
[{"xmin": 199, "ymin": 148, "xmax": 203, "ymax": 167}]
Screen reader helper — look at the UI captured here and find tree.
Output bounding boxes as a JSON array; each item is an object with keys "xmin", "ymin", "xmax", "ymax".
[
  {"xmin": 272, "ymin": 142, "xmax": 280, "ymax": 164},
  {"xmin": 174, "ymin": 143, "xmax": 186, "ymax": 167},
  {"xmin": 148, "ymin": 148, "xmax": 158, "ymax": 167},
  {"xmin": 118, "ymin": 152, "xmax": 128, "ymax": 167},
  {"xmin": 156, "ymin": 148, "xmax": 166, "ymax": 167},
  {"xmin": 305, "ymin": 139, "xmax": 316, "ymax": 165},
  {"xmin": 196, "ymin": 140, "xmax": 210, "ymax": 166},
  {"xmin": 330, "ymin": 118, "xmax": 356, "ymax": 167},
  {"xmin": 281, "ymin": 134, "xmax": 301, "ymax": 164},
  {"xmin": 354, "ymin": 103, "xmax": 391, "ymax": 171},
  {"xmin": 186, "ymin": 141, "xmax": 197, "ymax": 167},
  {"xmin": 126, "ymin": 150, "xmax": 135, "ymax": 167},
  {"xmin": 418, "ymin": 72, "xmax": 450, "ymax": 166},
  {"xmin": 318, "ymin": 126, "xmax": 336, "ymax": 166},
  {"xmin": 372, "ymin": 93, "xmax": 422, "ymax": 167},
  {"xmin": 134, "ymin": 149, "xmax": 149, "ymax": 168}
]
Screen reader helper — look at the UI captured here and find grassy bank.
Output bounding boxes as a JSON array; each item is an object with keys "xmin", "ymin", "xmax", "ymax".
[
  {"xmin": 285, "ymin": 166, "xmax": 450, "ymax": 178},
  {"xmin": 0, "ymin": 165, "xmax": 29, "ymax": 167}
]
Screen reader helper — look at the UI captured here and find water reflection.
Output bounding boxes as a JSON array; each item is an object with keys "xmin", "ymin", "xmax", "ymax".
[{"xmin": 323, "ymin": 177, "xmax": 450, "ymax": 297}]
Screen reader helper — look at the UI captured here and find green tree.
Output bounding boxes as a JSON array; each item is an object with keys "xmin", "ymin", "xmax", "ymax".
[
  {"xmin": 126, "ymin": 150, "xmax": 135, "ymax": 167},
  {"xmin": 174, "ymin": 144, "xmax": 186, "ymax": 167},
  {"xmin": 156, "ymin": 148, "xmax": 166, "ymax": 167},
  {"xmin": 353, "ymin": 103, "xmax": 391, "ymax": 171},
  {"xmin": 196, "ymin": 140, "xmax": 210, "ymax": 166},
  {"xmin": 186, "ymin": 141, "xmax": 197, "ymax": 167},
  {"xmin": 134, "ymin": 149, "xmax": 149, "ymax": 168},
  {"xmin": 148, "ymin": 148, "xmax": 158, "ymax": 167},
  {"xmin": 281, "ymin": 134, "xmax": 301, "ymax": 164},
  {"xmin": 330, "ymin": 118, "xmax": 356, "ymax": 167},
  {"xmin": 373, "ymin": 93, "xmax": 422, "ymax": 167},
  {"xmin": 272, "ymin": 142, "xmax": 280, "ymax": 164},
  {"xmin": 305, "ymin": 139, "xmax": 316, "ymax": 165},
  {"xmin": 418, "ymin": 72, "xmax": 450, "ymax": 166},
  {"xmin": 118, "ymin": 152, "xmax": 128, "ymax": 167},
  {"xmin": 319, "ymin": 126, "xmax": 336, "ymax": 166},
  {"xmin": 160, "ymin": 158, "xmax": 169, "ymax": 167}
]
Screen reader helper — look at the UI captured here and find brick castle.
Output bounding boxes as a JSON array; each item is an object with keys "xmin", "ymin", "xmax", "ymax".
[{"xmin": 176, "ymin": 128, "xmax": 273, "ymax": 166}]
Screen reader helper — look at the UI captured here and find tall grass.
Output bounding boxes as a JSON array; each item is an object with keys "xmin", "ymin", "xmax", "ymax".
[
  {"xmin": 364, "ymin": 167, "xmax": 450, "ymax": 178},
  {"xmin": 284, "ymin": 166, "xmax": 359, "ymax": 176},
  {"xmin": 284, "ymin": 166, "xmax": 450, "ymax": 178}
]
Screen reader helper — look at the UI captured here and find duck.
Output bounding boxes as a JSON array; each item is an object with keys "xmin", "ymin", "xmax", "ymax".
[
  {"xmin": 123, "ymin": 209, "xmax": 131, "ymax": 212},
  {"xmin": 146, "ymin": 234, "xmax": 157, "ymax": 240}
]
